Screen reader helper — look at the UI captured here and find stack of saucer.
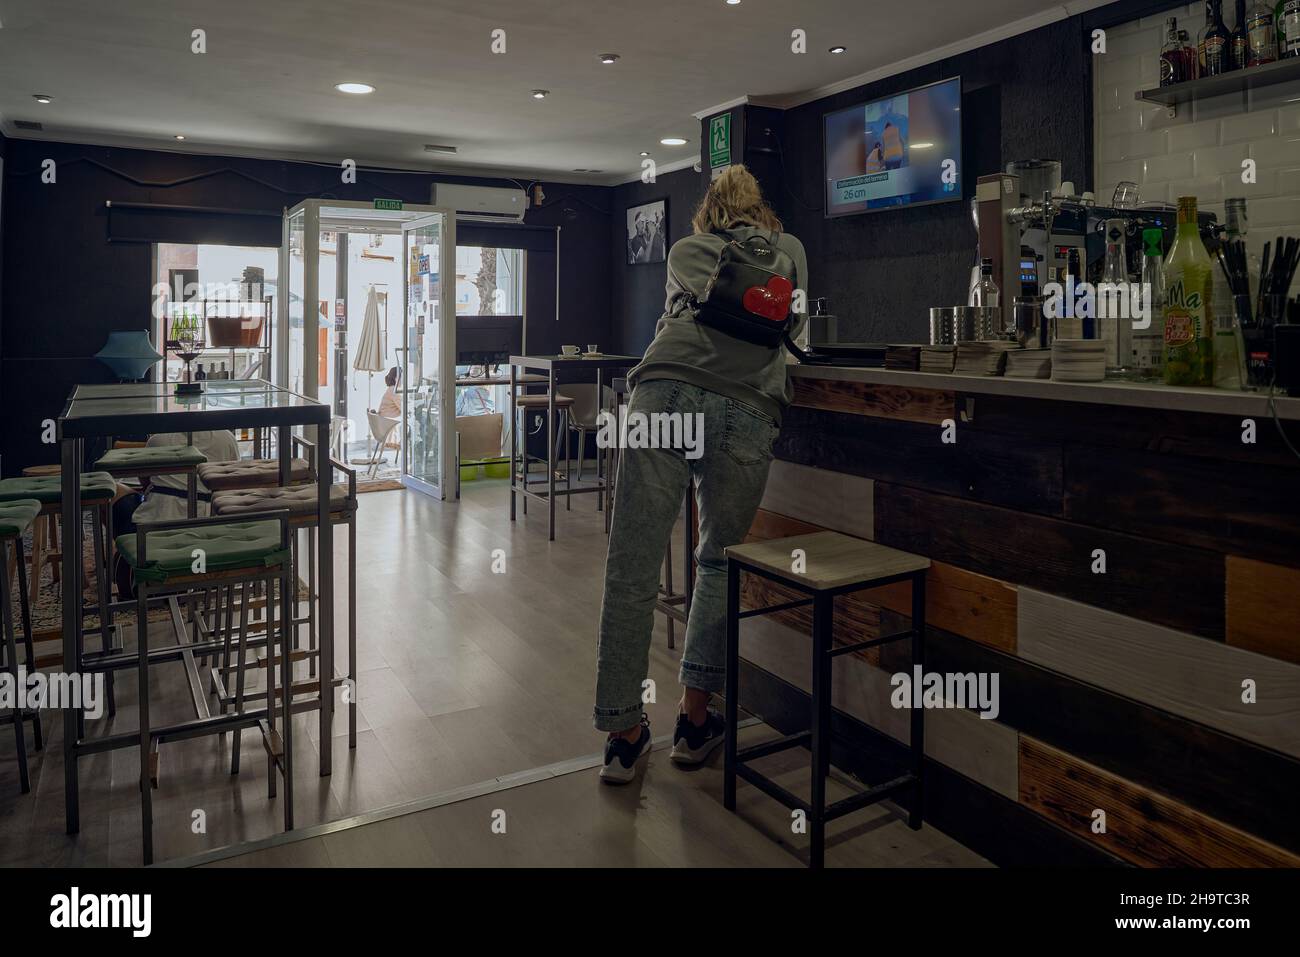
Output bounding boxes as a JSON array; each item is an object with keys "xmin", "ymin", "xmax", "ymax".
[
  {"xmin": 1050, "ymin": 339, "xmax": 1106, "ymax": 382},
  {"xmin": 920, "ymin": 344, "xmax": 956, "ymax": 373},
  {"xmin": 885, "ymin": 345, "xmax": 922, "ymax": 371},
  {"xmin": 1004, "ymin": 348, "xmax": 1053, "ymax": 379},
  {"xmin": 955, "ymin": 340, "xmax": 1020, "ymax": 376}
]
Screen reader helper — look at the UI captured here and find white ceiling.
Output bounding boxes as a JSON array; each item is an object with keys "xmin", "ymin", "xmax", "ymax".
[{"xmin": 0, "ymin": 0, "xmax": 1104, "ymax": 185}]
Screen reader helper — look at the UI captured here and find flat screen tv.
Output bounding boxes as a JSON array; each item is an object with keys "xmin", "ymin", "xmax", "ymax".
[{"xmin": 823, "ymin": 76, "xmax": 962, "ymax": 217}]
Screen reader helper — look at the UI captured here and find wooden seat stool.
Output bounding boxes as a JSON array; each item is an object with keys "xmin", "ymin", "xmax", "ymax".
[
  {"xmin": 0, "ymin": 499, "xmax": 45, "ymax": 792},
  {"xmin": 723, "ymin": 530, "xmax": 930, "ymax": 869},
  {"xmin": 513, "ymin": 393, "xmax": 574, "ymax": 514}
]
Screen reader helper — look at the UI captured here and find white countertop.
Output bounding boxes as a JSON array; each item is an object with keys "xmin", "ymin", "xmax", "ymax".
[{"xmin": 791, "ymin": 364, "xmax": 1300, "ymax": 422}]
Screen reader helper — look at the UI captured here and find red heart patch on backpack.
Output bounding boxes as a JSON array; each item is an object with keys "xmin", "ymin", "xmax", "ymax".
[{"xmin": 742, "ymin": 276, "xmax": 794, "ymax": 322}]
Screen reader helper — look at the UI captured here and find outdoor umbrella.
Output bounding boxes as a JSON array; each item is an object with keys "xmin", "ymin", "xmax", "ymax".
[{"xmin": 353, "ymin": 285, "xmax": 385, "ymax": 375}]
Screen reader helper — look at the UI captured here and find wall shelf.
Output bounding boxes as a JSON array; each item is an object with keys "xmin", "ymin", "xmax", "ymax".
[{"xmin": 1135, "ymin": 57, "xmax": 1300, "ymax": 115}]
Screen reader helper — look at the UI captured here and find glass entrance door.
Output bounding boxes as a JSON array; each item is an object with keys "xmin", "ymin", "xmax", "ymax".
[{"xmin": 401, "ymin": 213, "xmax": 455, "ymax": 497}]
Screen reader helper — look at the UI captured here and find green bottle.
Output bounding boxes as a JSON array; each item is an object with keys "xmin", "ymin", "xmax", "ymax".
[{"xmin": 1162, "ymin": 196, "xmax": 1214, "ymax": 387}]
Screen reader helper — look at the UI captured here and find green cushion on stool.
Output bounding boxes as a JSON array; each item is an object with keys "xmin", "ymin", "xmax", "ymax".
[
  {"xmin": 0, "ymin": 499, "xmax": 42, "ymax": 538},
  {"xmin": 96, "ymin": 444, "xmax": 207, "ymax": 470},
  {"xmin": 115, "ymin": 520, "xmax": 290, "ymax": 584},
  {"xmin": 0, "ymin": 471, "xmax": 118, "ymax": 504}
]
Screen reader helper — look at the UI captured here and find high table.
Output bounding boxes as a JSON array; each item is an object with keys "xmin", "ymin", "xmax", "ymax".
[
  {"xmin": 56, "ymin": 380, "xmax": 335, "ymax": 838},
  {"xmin": 508, "ymin": 354, "xmax": 638, "ymax": 540}
]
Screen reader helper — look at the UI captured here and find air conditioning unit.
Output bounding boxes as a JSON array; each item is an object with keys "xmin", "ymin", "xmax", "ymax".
[{"xmin": 431, "ymin": 183, "xmax": 528, "ymax": 223}]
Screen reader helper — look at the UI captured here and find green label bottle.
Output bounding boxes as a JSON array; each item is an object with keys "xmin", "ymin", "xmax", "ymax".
[{"xmin": 1162, "ymin": 196, "xmax": 1214, "ymax": 386}]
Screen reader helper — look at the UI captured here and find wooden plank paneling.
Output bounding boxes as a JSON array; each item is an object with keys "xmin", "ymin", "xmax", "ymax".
[
  {"xmin": 967, "ymin": 393, "xmax": 1300, "ymax": 470},
  {"xmin": 1018, "ymin": 588, "xmax": 1300, "ymax": 759},
  {"xmin": 877, "ymin": 612, "xmax": 1300, "ymax": 853},
  {"xmin": 1019, "ymin": 736, "xmax": 1300, "ymax": 867},
  {"xmin": 1227, "ymin": 556, "xmax": 1300, "ymax": 665},
  {"xmin": 742, "ymin": 615, "xmax": 1020, "ymax": 798},
  {"xmin": 747, "ymin": 507, "xmax": 1018, "ymax": 654},
  {"xmin": 874, "ymin": 483, "xmax": 1225, "ymax": 639},
  {"xmin": 1064, "ymin": 444, "xmax": 1300, "ymax": 568},
  {"xmin": 758, "ymin": 459, "xmax": 873, "ymax": 540},
  {"xmin": 777, "ymin": 405, "xmax": 1064, "ymax": 516},
  {"xmin": 792, "ymin": 377, "xmax": 954, "ymax": 425},
  {"xmin": 865, "ymin": 563, "xmax": 1017, "ymax": 655}
]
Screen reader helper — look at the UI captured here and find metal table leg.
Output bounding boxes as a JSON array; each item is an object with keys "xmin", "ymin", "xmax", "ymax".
[
  {"xmin": 547, "ymin": 369, "xmax": 556, "ymax": 541},
  {"xmin": 509, "ymin": 364, "xmax": 517, "ymax": 521},
  {"xmin": 316, "ymin": 427, "xmax": 334, "ymax": 775},
  {"xmin": 60, "ymin": 436, "xmax": 81, "ymax": 835}
]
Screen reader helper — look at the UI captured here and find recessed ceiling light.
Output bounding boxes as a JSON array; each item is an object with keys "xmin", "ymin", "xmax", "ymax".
[
  {"xmin": 174, "ymin": 134, "xmax": 186, "ymax": 140},
  {"xmin": 33, "ymin": 94, "xmax": 53, "ymax": 104},
  {"xmin": 660, "ymin": 137, "xmax": 688, "ymax": 146},
  {"xmin": 423, "ymin": 143, "xmax": 458, "ymax": 154},
  {"xmin": 911, "ymin": 142, "xmax": 935, "ymax": 149},
  {"xmin": 726, "ymin": 0, "xmax": 741, "ymax": 5},
  {"xmin": 335, "ymin": 82, "xmax": 375, "ymax": 95},
  {"xmin": 829, "ymin": 46, "xmax": 847, "ymax": 54},
  {"xmin": 598, "ymin": 53, "xmax": 620, "ymax": 64},
  {"xmin": 531, "ymin": 89, "xmax": 549, "ymax": 99},
  {"xmin": 640, "ymin": 151, "xmax": 650, "ymax": 157}
]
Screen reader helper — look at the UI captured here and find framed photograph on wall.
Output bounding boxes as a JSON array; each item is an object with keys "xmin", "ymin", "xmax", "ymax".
[{"xmin": 626, "ymin": 198, "xmax": 667, "ymax": 265}]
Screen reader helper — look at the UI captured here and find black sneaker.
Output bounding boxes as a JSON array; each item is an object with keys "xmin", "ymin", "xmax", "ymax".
[
  {"xmin": 671, "ymin": 710, "xmax": 726, "ymax": 766},
  {"xmin": 600, "ymin": 714, "xmax": 652, "ymax": 785}
]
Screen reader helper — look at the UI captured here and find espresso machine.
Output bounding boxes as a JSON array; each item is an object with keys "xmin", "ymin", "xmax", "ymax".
[{"xmin": 975, "ymin": 160, "xmax": 1217, "ymax": 339}]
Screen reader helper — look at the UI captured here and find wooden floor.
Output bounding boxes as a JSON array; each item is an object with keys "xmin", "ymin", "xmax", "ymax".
[
  {"xmin": 202, "ymin": 723, "xmax": 990, "ymax": 868},
  {"xmin": 0, "ymin": 473, "xmax": 985, "ymax": 868}
]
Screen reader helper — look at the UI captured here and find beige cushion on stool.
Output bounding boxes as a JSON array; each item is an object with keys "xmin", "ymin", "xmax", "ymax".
[
  {"xmin": 211, "ymin": 484, "xmax": 352, "ymax": 521},
  {"xmin": 198, "ymin": 458, "xmax": 312, "ymax": 491}
]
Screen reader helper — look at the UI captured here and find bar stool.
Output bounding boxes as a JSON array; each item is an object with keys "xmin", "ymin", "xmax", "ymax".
[
  {"xmin": 115, "ymin": 512, "xmax": 295, "ymax": 864},
  {"xmin": 0, "ymin": 499, "xmax": 43, "ymax": 793},
  {"xmin": 19, "ymin": 464, "xmax": 61, "ymax": 610},
  {"xmin": 208, "ymin": 461, "xmax": 358, "ymax": 753},
  {"xmin": 723, "ymin": 531, "xmax": 930, "ymax": 869},
  {"xmin": 514, "ymin": 393, "xmax": 574, "ymax": 514},
  {"xmin": 0, "ymin": 472, "xmax": 119, "ymax": 715}
]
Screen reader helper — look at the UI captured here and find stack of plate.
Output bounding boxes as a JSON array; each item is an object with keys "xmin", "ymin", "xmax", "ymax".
[
  {"xmin": 955, "ymin": 340, "xmax": 1020, "ymax": 376},
  {"xmin": 1051, "ymin": 339, "xmax": 1106, "ymax": 382},
  {"xmin": 1005, "ymin": 348, "xmax": 1053, "ymax": 379},
  {"xmin": 920, "ymin": 345, "xmax": 956, "ymax": 373},
  {"xmin": 885, "ymin": 345, "xmax": 922, "ymax": 371}
]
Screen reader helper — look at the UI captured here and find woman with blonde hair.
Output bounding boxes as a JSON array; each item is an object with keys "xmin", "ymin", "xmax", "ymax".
[{"xmin": 595, "ymin": 164, "xmax": 808, "ymax": 782}]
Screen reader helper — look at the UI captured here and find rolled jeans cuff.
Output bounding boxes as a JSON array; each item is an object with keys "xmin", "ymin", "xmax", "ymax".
[
  {"xmin": 678, "ymin": 659, "xmax": 726, "ymax": 693},
  {"xmin": 592, "ymin": 703, "xmax": 643, "ymax": 733}
]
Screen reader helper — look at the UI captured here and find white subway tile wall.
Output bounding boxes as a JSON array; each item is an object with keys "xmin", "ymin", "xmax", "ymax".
[{"xmin": 1094, "ymin": 3, "xmax": 1300, "ymax": 299}]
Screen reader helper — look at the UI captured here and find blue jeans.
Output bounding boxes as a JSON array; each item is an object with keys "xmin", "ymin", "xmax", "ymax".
[{"xmin": 594, "ymin": 380, "xmax": 778, "ymax": 732}]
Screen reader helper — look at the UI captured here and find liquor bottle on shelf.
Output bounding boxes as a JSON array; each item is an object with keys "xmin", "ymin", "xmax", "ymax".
[
  {"xmin": 1161, "ymin": 17, "xmax": 1187, "ymax": 84},
  {"xmin": 1279, "ymin": 0, "xmax": 1300, "ymax": 57},
  {"xmin": 1162, "ymin": 196, "xmax": 1215, "ymax": 387},
  {"xmin": 1199, "ymin": 0, "xmax": 1232, "ymax": 76},
  {"xmin": 1231, "ymin": 0, "xmax": 1250, "ymax": 68},
  {"xmin": 1248, "ymin": 1, "xmax": 1278, "ymax": 63},
  {"xmin": 1135, "ymin": 229, "xmax": 1167, "ymax": 379},
  {"xmin": 969, "ymin": 259, "xmax": 1000, "ymax": 310},
  {"xmin": 1180, "ymin": 29, "xmax": 1199, "ymax": 77},
  {"xmin": 1214, "ymin": 198, "xmax": 1257, "ymax": 389}
]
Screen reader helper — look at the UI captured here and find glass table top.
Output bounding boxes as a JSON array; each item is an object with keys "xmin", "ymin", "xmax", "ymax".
[
  {"xmin": 60, "ymin": 380, "xmax": 327, "ymax": 436},
  {"xmin": 72, "ymin": 379, "xmax": 277, "ymax": 399}
]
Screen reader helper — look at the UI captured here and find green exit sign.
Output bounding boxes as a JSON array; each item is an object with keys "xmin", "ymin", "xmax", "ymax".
[
  {"xmin": 374, "ymin": 198, "xmax": 404, "ymax": 211},
  {"xmin": 709, "ymin": 113, "xmax": 731, "ymax": 170}
]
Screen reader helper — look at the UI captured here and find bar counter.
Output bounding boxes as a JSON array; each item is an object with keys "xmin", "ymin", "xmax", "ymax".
[{"xmin": 734, "ymin": 364, "xmax": 1300, "ymax": 867}]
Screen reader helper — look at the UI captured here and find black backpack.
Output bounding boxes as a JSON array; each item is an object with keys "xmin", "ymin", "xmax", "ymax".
[{"xmin": 689, "ymin": 232, "xmax": 804, "ymax": 351}]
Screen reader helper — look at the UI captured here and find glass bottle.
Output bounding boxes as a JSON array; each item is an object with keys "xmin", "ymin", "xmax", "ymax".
[
  {"xmin": 970, "ymin": 259, "xmax": 1000, "ymax": 310},
  {"xmin": 1278, "ymin": 0, "xmax": 1300, "ymax": 57},
  {"xmin": 1230, "ymin": 0, "xmax": 1250, "ymax": 68},
  {"xmin": 1099, "ymin": 219, "xmax": 1132, "ymax": 377},
  {"xmin": 1248, "ymin": 1, "xmax": 1278, "ymax": 63},
  {"xmin": 1200, "ymin": 0, "xmax": 1232, "ymax": 76},
  {"xmin": 1180, "ymin": 29, "xmax": 1200, "ymax": 77},
  {"xmin": 1212, "ymin": 198, "xmax": 1255, "ymax": 389},
  {"xmin": 1162, "ymin": 196, "xmax": 1215, "ymax": 387},
  {"xmin": 1135, "ymin": 228, "xmax": 1167, "ymax": 379},
  {"xmin": 1161, "ymin": 17, "xmax": 1186, "ymax": 84}
]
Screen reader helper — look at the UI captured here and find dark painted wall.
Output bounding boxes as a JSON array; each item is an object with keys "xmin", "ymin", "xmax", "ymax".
[
  {"xmin": 778, "ymin": 17, "xmax": 1092, "ymax": 345},
  {"xmin": 0, "ymin": 140, "xmax": 612, "ymax": 470},
  {"xmin": 609, "ymin": 165, "xmax": 705, "ymax": 356}
]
